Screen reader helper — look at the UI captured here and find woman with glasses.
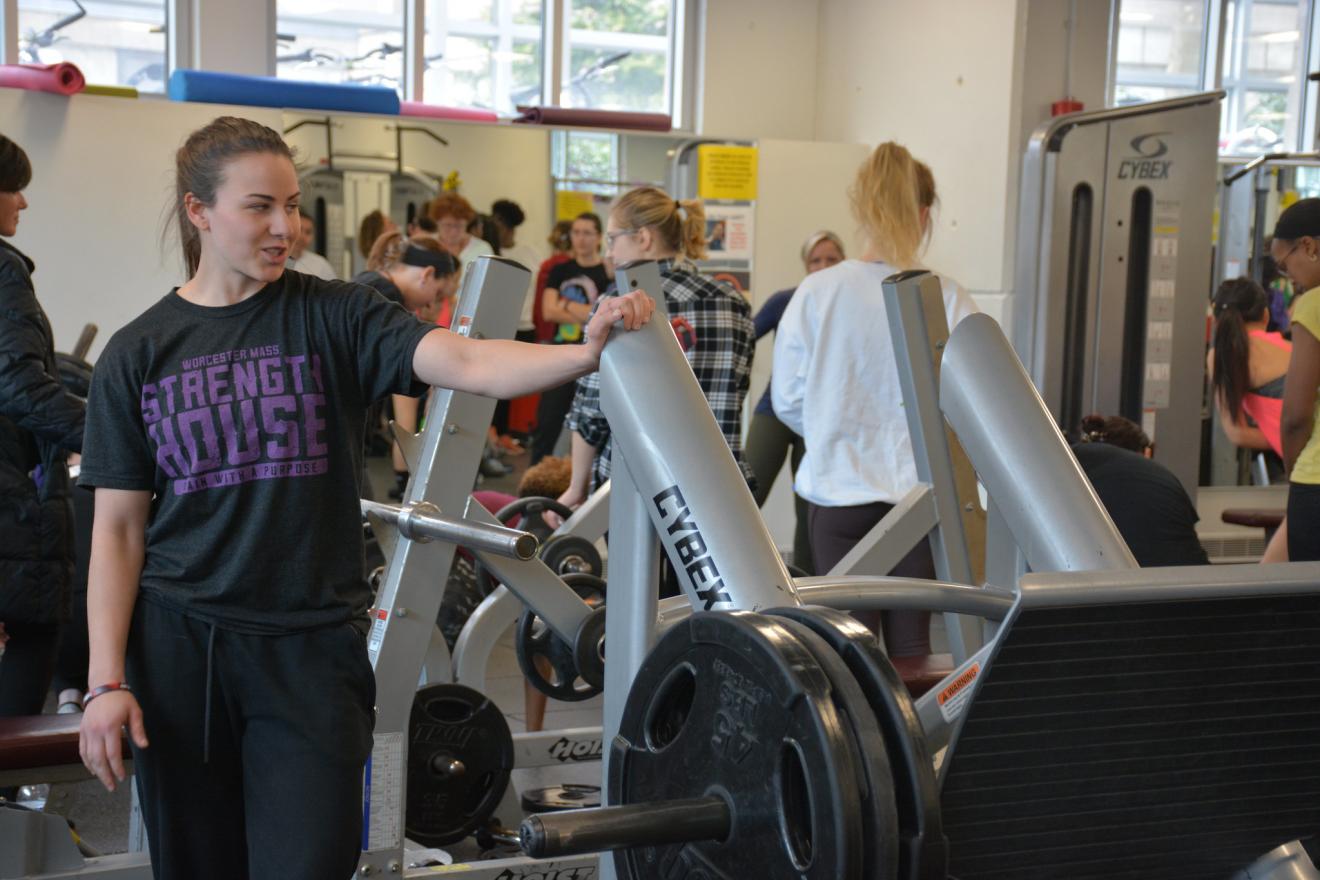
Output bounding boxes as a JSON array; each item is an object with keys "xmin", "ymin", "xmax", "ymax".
[{"xmin": 428, "ymin": 192, "xmax": 493, "ymax": 268}]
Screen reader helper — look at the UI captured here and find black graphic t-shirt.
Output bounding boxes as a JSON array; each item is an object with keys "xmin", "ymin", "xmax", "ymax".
[
  {"xmin": 545, "ymin": 259, "xmax": 610, "ymax": 344},
  {"xmin": 79, "ymin": 270, "xmax": 435, "ymax": 633}
]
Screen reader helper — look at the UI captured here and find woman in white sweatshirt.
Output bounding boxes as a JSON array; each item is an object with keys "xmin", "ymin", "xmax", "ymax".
[{"xmin": 771, "ymin": 141, "xmax": 977, "ymax": 657}]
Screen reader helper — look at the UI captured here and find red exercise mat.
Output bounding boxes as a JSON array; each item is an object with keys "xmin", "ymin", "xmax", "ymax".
[
  {"xmin": 400, "ymin": 101, "xmax": 499, "ymax": 123},
  {"xmin": 0, "ymin": 63, "xmax": 86, "ymax": 95},
  {"xmin": 514, "ymin": 105, "xmax": 671, "ymax": 132}
]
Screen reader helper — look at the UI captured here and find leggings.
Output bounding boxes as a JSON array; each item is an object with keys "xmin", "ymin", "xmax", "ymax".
[
  {"xmin": 808, "ymin": 500, "xmax": 934, "ymax": 657},
  {"xmin": 743, "ymin": 410, "xmax": 814, "ymax": 574},
  {"xmin": 1287, "ymin": 481, "xmax": 1320, "ymax": 561}
]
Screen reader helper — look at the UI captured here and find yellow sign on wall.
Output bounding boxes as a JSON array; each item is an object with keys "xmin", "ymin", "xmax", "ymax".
[
  {"xmin": 697, "ymin": 145, "xmax": 758, "ymax": 201},
  {"xmin": 555, "ymin": 190, "xmax": 597, "ymax": 221}
]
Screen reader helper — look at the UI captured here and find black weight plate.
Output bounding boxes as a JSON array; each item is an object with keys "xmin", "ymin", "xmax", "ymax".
[
  {"xmin": 609, "ymin": 611, "xmax": 866, "ymax": 880},
  {"xmin": 772, "ymin": 606, "xmax": 947, "ymax": 880},
  {"xmin": 406, "ymin": 683, "xmax": 515, "ymax": 847},
  {"xmin": 494, "ymin": 496, "xmax": 574, "ymax": 542},
  {"xmin": 521, "ymin": 783, "xmax": 602, "ymax": 813},
  {"xmin": 516, "ymin": 572, "xmax": 606, "ymax": 702},
  {"xmin": 773, "ymin": 615, "xmax": 901, "ymax": 880}
]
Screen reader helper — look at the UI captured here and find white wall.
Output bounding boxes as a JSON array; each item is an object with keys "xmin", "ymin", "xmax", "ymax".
[
  {"xmin": 1, "ymin": 90, "xmax": 283, "ymax": 360},
  {"xmin": 698, "ymin": 0, "xmax": 820, "ymax": 141},
  {"xmin": 814, "ymin": 0, "xmax": 1023, "ymax": 312}
]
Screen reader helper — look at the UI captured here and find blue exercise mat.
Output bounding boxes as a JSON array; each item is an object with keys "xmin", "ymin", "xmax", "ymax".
[{"xmin": 168, "ymin": 69, "xmax": 401, "ymax": 115}]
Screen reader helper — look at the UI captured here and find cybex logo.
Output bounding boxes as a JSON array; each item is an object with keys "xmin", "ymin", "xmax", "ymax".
[{"xmin": 1118, "ymin": 132, "xmax": 1172, "ymax": 180}]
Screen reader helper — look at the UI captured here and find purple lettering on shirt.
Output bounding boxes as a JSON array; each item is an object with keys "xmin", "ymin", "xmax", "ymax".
[
  {"xmin": 302, "ymin": 394, "xmax": 328, "ymax": 457},
  {"xmin": 258, "ymin": 357, "xmax": 286, "ymax": 396},
  {"xmin": 207, "ymin": 364, "xmax": 233, "ymax": 405},
  {"xmin": 178, "ymin": 408, "xmax": 222, "ymax": 475},
  {"xmin": 148, "ymin": 417, "xmax": 188, "ymax": 479},
  {"xmin": 181, "ymin": 370, "xmax": 206, "ymax": 410},
  {"xmin": 286, "ymin": 355, "xmax": 306, "ymax": 393},
  {"xmin": 232, "ymin": 361, "xmax": 258, "ymax": 400},
  {"xmin": 261, "ymin": 395, "xmax": 300, "ymax": 459},
  {"xmin": 219, "ymin": 399, "xmax": 261, "ymax": 466},
  {"xmin": 157, "ymin": 375, "xmax": 180, "ymax": 416}
]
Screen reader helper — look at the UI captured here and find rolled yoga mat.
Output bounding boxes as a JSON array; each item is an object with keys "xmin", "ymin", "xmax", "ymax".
[
  {"xmin": 399, "ymin": 101, "xmax": 499, "ymax": 123},
  {"xmin": 0, "ymin": 63, "xmax": 86, "ymax": 96},
  {"xmin": 168, "ymin": 69, "xmax": 401, "ymax": 115},
  {"xmin": 514, "ymin": 105, "xmax": 671, "ymax": 132},
  {"xmin": 84, "ymin": 84, "xmax": 139, "ymax": 99}
]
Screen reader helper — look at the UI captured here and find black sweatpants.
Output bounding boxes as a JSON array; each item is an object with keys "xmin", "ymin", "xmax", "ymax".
[
  {"xmin": 531, "ymin": 380, "xmax": 577, "ymax": 464},
  {"xmin": 1288, "ymin": 481, "xmax": 1320, "ymax": 561},
  {"xmin": 808, "ymin": 500, "xmax": 935, "ymax": 657},
  {"xmin": 0, "ymin": 619, "xmax": 60, "ymax": 716},
  {"xmin": 126, "ymin": 599, "xmax": 376, "ymax": 880}
]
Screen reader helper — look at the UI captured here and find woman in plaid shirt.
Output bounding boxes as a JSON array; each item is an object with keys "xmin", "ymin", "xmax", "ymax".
[{"xmin": 557, "ymin": 186, "xmax": 755, "ymax": 507}]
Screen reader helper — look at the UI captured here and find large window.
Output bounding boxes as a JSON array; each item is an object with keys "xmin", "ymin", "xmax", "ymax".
[
  {"xmin": 1220, "ymin": 0, "xmax": 1309, "ymax": 154},
  {"xmin": 274, "ymin": 0, "xmax": 687, "ymax": 121},
  {"xmin": 16, "ymin": 0, "xmax": 167, "ymax": 92},
  {"xmin": 1112, "ymin": 0, "xmax": 1319, "ymax": 155},
  {"xmin": 275, "ymin": 1, "xmax": 407, "ymax": 93},
  {"xmin": 563, "ymin": 0, "xmax": 672, "ymax": 112},
  {"xmin": 424, "ymin": 0, "xmax": 543, "ymax": 113},
  {"xmin": 1114, "ymin": 0, "xmax": 1211, "ymax": 105}
]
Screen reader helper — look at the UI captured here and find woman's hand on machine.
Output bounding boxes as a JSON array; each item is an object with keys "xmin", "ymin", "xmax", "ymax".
[
  {"xmin": 545, "ymin": 485, "xmax": 587, "ymax": 529},
  {"xmin": 582, "ymin": 290, "xmax": 655, "ymax": 362},
  {"xmin": 80, "ymin": 690, "xmax": 149, "ymax": 792}
]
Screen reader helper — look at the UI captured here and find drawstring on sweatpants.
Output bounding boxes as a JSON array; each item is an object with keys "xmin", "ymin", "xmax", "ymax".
[{"xmin": 202, "ymin": 624, "xmax": 217, "ymax": 764}]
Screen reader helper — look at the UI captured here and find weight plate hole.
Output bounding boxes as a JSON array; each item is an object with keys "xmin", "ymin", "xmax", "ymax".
[
  {"xmin": 777, "ymin": 740, "xmax": 814, "ymax": 871},
  {"xmin": 428, "ymin": 697, "xmax": 477, "ymax": 724},
  {"xmin": 644, "ymin": 662, "xmax": 696, "ymax": 752}
]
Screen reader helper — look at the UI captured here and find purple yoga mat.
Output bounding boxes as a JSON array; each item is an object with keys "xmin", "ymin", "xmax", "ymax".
[{"xmin": 515, "ymin": 105, "xmax": 671, "ymax": 132}]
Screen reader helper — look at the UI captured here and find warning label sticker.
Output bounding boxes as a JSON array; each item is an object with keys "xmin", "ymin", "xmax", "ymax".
[
  {"xmin": 936, "ymin": 659, "xmax": 981, "ymax": 724},
  {"xmin": 367, "ymin": 608, "xmax": 389, "ymax": 660}
]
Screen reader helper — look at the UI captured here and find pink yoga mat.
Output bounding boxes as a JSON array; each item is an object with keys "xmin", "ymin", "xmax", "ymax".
[
  {"xmin": 400, "ymin": 101, "xmax": 499, "ymax": 123},
  {"xmin": 0, "ymin": 63, "xmax": 86, "ymax": 96},
  {"xmin": 515, "ymin": 105, "xmax": 671, "ymax": 132}
]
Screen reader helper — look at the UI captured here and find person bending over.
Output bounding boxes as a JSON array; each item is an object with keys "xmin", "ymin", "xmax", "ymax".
[
  {"xmin": 1072, "ymin": 415, "xmax": 1208, "ymax": 567},
  {"xmin": 77, "ymin": 115, "xmax": 654, "ymax": 880}
]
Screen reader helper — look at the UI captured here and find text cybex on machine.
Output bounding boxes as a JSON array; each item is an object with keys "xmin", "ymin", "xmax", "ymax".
[{"xmin": 1117, "ymin": 132, "xmax": 1173, "ymax": 180}]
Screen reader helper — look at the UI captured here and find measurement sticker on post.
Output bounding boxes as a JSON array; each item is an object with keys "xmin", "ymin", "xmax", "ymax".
[
  {"xmin": 937, "ymin": 658, "xmax": 982, "ymax": 724},
  {"xmin": 366, "ymin": 732, "xmax": 403, "ymax": 850}
]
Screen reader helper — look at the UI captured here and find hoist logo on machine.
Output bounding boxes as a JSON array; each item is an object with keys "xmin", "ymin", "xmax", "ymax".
[
  {"xmin": 547, "ymin": 736, "xmax": 603, "ymax": 762},
  {"xmin": 1118, "ymin": 132, "xmax": 1173, "ymax": 180},
  {"xmin": 653, "ymin": 485, "xmax": 733, "ymax": 610},
  {"xmin": 493, "ymin": 867, "xmax": 597, "ymax": 880}
]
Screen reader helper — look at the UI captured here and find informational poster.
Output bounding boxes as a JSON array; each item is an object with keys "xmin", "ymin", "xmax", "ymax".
[
  {"xmin": 555, "ymin": 189, "xmax": 596, "ymax": 221},
  {"xmin": 697, "ymin": 145, "xmax": 759, "ymax": 201},
  {"xmin": 702, "ymin": 203, "xmax": 754, "ymax": 261}
]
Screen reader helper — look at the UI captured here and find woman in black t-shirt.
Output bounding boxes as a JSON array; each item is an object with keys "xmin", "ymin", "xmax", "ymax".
[
  {"xmin": 76, "ymin": 116, "xmax": 653, "ymax": 879},
  {"xmin": 531, "ymin": 211, "xmax": 612, "ymax": 463}
]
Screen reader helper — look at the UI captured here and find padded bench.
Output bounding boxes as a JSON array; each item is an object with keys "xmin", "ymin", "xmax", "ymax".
[
  {"xmin": 0, "ymin": 714, "xmax": 129, "ymax": 787},
  {"xmin": 1222, "ymin": 508, "xmax": 1284, "ymax": 530},
  {"xmin": 893, "ymin": 652, "xmax": 956, "ymax": 699}
]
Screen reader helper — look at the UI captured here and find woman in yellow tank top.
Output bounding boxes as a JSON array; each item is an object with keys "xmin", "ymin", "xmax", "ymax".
[{"xmin": 1269, "ymin": 198, "xmax": 1320, "ymax": 560}]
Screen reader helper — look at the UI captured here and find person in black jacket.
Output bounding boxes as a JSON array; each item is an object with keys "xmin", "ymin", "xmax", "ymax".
[{"xmin": 0, "ymin": 133, "xmax": 86, "ymax": 720}]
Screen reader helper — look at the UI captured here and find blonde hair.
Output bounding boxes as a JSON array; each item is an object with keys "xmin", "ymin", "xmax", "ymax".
[
  {"xmin": 800, "ymin": 230, "xmax": 845, "ymax": 268},
  {"xmin": 612, "ymin": 186, "xmax": 708, "ymax": 261},
  {"xmin": 849, "ymin": 142, "xmax": 925, "ymax": 269}
]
